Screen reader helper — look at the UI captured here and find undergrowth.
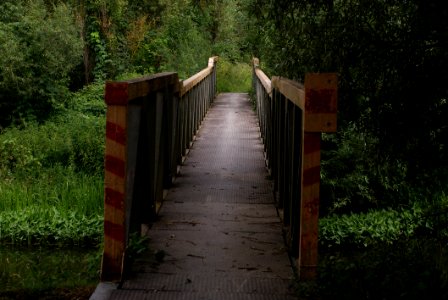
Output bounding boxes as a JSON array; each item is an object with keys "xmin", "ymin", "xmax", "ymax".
[
  {"xmin": 217, "ymin": 58, "xmax": 252, "ymax": 93},
  {"xmin": 311, "ymin": 196, "xmax": 448, "ymax": 299},
  {"xmin": 0, "ymin": 82, "xmax": 105, "ymax": 247},
  {"xmin": 314, "ymin": 238, "xmax": 448, "ymax": 299}
]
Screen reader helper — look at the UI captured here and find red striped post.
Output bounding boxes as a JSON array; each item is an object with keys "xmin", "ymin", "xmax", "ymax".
[
  {"xmin": 299, "ymin": 73, "xmax": 337, "ymax": 280},
  {"xmin": 101, "ymin": 82, "xmax": 130, "ymax": 282}
]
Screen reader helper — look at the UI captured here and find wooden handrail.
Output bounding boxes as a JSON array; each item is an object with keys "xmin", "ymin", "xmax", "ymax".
[
  {"xmin": 181, "ymin": 56, "xmax": 218, "ymax": 96},
  {"xmin": 252, "ymin": 57, "xmax": 338, "ymax": 281},
  {"xmin": 271, "ymin": 76, "xmax": 304, "ymax": 110},
  {"xmin": 105, "ymin": 72, "xmax": 180, "ymax": 105},
  {"xmin": 252, "ymin": 58, "xmax": 272, "ymax": 95},
  {"xmin": 101, "ymin": 57, "xmax": 218, "ymax": 282}
]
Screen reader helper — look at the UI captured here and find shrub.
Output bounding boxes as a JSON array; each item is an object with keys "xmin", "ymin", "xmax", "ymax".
[
  {"xmin": 217, "ymin": 59, "xmax": 252, "ymax": 93},
  {"xmin": 0, "ymin": 0, "xmax": 83, "ymax": 126},
  {"xmin": 319, "ymin": 209, "xmax": 421, "ymax": 249},
  {"xmin": 318, "ymin": 238, "xmax": 448, "ymax": 299}
]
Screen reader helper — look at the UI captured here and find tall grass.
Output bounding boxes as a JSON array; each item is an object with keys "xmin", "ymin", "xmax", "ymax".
[
  {"xmin": 0, "ymin": 167, "xmax": 103, "ymax": 215},
  {"xmin": 0, "ymin": 82, "xmax": 105, "ymax": 247},
  {"xmin": 217, "ymin": 58, "xmax": 252, "ymax": 93}
]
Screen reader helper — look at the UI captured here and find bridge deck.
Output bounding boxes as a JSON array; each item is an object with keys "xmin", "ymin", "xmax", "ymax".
[{"xmin": 109, "ymin": 93, "xmax": 297, "ymax": 299}]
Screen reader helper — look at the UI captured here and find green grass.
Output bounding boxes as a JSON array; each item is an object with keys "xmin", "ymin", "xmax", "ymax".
[
  {"xmin": 0, "ymin": 82, "xmax": 105, "ymax": 247},
  {"xmin": 312, "ymin": 202, "xmax": 448, "ymax": 299},
  {"xmin": 0, "ymin": 83, "xmax": 105, "ymax": 297},
  {"xmin": 0, "ymin": 167, "xmax": 103, "ymax": 246},
  {"xmin": 217, "ymin": 58, "xmax": 252, "ymax": 93}
]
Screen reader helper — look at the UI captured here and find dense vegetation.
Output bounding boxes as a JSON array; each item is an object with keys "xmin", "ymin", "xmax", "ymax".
[
  {"xmin": 0, "ymin": 0, "xmax": 250, "ymax": 297},
  {"xmin": 0, "ymin": 0, "xmax": 447, "ymax": 298},
  {"xmin": 244, "ymin": 0, "xmax": 448, "ymax": 298}
]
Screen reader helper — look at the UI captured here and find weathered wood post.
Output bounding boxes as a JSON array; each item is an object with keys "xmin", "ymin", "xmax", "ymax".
[
  {"xmin": 101, "ymin": 73, "xmax": 180, "ymax": 282},
  {"xmin": 299, "ymin": 73, "xmax": 338, "ymax": 280},
  {"xmin": 102, "ymin": 81, "xmax": 132, "ymax": 282}
]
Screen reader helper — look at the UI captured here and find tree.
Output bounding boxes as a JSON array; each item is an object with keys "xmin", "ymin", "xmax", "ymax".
[
  {"xmin": 244, "ymin": 0, "xmax": 448, "ymax": 213},
  {"xmin": 0, "ymin": 0, "xmax": 83, "ymax": 126}
]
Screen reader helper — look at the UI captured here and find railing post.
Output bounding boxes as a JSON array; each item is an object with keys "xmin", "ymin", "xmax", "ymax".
[
  {"xmin": 299, "ymin": 73, "xmax": 338, "ymax": 280},
  {"xmin": 102, "ymin": 83, "xmax": 131, "ymax": 282},
  {"xmin": 101, "ymin": 73, "xmax": 180, "ymax": 282}
]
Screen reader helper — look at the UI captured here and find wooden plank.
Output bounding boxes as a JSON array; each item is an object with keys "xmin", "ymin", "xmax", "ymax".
[
  {"xmin": 181, "ymin": 67, "xmax": 213, "ymax": 96},
  {"xmin": 181, "ymin": 56, "xmax": 218, "ymax": 96},
  {"xmin": 271, "ymin": 77, "xmax": 305, "ymax": 110},
  {"xmin": 127, "ymin": 73, "xmax": 178, "ymax": 101},
  {"xmin": 304, "ymin": 73, "xmax": 338, "ymax": 132},
  {"xmin": 102, "ymin": 105, "xmax": 128, "ymax": 282},
  {"xmin": 105, "ymin": 73, "xmax": 179, "ymax": 104},
  {"xmin": 252, "ymin": 57, "xmax": 260, "ymax": 68},
  {"xmin": 208, "ymin": 56, "xmax": 219, "ymax": 67},
  {"xmin": 255, "ymin": 68, "xmax": 272, "ymax": 95},
  {"xmin": 298, "ymin": 132, "xmax": 321, "ymax": 280},
  {"xmin": 125, "ymin": 105, "xmax": 142, "ymax": 237},
  {"xmin": 153, "ymin": 92, "xmax": 165, "ymax": 212}
]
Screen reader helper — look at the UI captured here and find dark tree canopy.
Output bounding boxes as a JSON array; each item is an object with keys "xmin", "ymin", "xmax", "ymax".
[{"xmin": 243, "ymin": 0, "xmax": 447, "ymax": 213}]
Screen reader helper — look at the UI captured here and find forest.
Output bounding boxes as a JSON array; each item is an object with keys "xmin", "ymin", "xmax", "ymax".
[{"xmin": 0, "ymin": 0, "xmax": 447, "ymax": 299}]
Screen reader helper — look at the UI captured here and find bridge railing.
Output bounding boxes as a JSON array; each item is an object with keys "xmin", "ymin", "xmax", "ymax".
[
  {"xmin": 102, "ymin": 57, "xmax": 218, "ymax": 282},
  {"xmin": 252, "ymin": 58, "xmax": 338, "ymax": 280}
]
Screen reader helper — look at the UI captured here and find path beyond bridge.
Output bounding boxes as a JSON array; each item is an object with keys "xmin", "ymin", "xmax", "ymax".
[{"xmin": 105, "ymin": 93, "xmax": 298, "ymax": 299}]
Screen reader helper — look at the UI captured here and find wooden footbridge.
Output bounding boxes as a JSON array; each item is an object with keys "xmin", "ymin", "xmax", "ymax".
[{"xmin": 91, "ymin": 57, "xmax": 337, "ymax": 299}]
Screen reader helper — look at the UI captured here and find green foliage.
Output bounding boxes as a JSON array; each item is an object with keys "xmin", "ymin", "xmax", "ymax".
[
  {"xmin": 246, "ymin": 0, "xmax": 448, "ymax": 214},
  {"xmin": 317, "ymin": 239, "xmax": 448, "ymax": 299},
  {"xmin": 0, "ymin": 81, "xmax": 105, "ymax": 247},
  {"xmin": 0, "ymin": 0, "xmax": 83, "ymax": 126},
  {"xmin": 126, "ymin": 232, "xmax": 150, "ymax": 265},
  {"xmin": 0, "ymin": 166, "xmax": 103, "ymax": 214},
  {"xmin": 66, "ymin": 81, "xmax": 106, "ymax": 116},
  {"xmin": 319, "ymin": 209, "xmax": 420, "ymax": 249},
  {"xmin": 88, "ymin": 31, "xmax": 111, "ymax": 81},
  {"xmin": 0, "ymin": 206, "xmax": 102, "ymax": 246},
  {"xmin": 217, "ymin": 59, "xmax": 252, "ymax": 93},
  {"xmin": 0, "ymin": 80, "xmax": 105, "ymax": 177},
  {"xmin": 0, "ymin": 115, "xmax": 105, "ymax": 177},
  {"xmin": 156, "ymin": 0, "xmax": 213, "ymax": 78},
  {"xmin": 321, "ymin": 124, "xmax": 411, "ymax": 213},
  {"xmin": 320, "ymin": 193, "xmax": 448, "ymax": 250},
  {"xmin": 317, "ymin": 199, "xmax": 448, "ymax": 298},
  {"xmin": 0, "ymin": 165, "xmax": 103, "ymax": 247}
]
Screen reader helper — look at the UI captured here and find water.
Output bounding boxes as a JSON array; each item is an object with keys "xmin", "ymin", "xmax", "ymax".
[{"xmin": 0, "ymin": 246, "xmax": 100, "ymax": 296}]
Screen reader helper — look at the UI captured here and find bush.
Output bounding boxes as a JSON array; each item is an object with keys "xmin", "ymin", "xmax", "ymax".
[
  {"xmin": 317, "ymin": 238, "xmax": 448, "ymax": 299},
  {"xmin": 0, "ymin": 115, "xmax": 105, "ymax": 177},
  {"xmin": 0, "ymin": 206, "xmax": 102, "ymax": 246},
  {"xmin": 0, "ymin": 0, "xmax": 83, "ymax": 126},
  {"xmin": 217, "ymin": 59, "xmax": 252, "ymax": 93},
  {"xmin": 319, "ymin": 195, "xmax": 448, "ymax": 250},
  {"xmin": 321, "ymin": 123, "xmax": 411, "ymax": 214},
  {"xmin": 319, "ymin": 209, "xmax": 420, "ymax": 249}
]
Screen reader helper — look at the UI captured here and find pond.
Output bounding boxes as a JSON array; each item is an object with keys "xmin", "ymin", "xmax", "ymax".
[{"xmin": 0, "ymin": 246, "xmax": 100, "ymax": 299}]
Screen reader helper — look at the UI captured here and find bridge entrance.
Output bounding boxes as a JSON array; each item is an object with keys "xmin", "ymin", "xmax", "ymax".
[
  {"xmin": 93, "ymin": 57, "xmax": 337, "ymax": 299},
  {"xmin": 106, "ymin": 93, "xmax": 296, "ymax": 299}
]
